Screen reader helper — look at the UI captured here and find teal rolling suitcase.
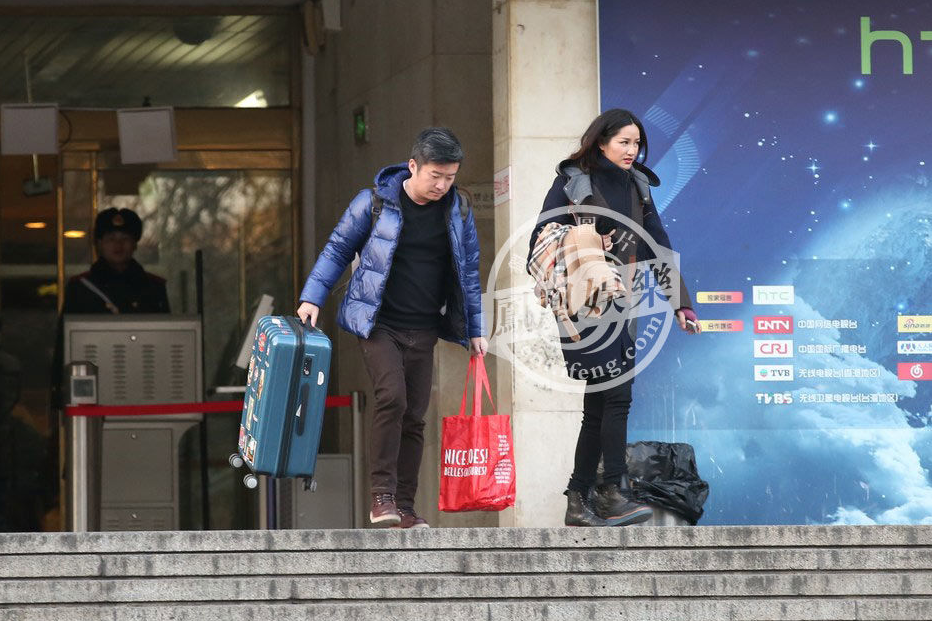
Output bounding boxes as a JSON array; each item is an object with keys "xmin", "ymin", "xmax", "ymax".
[{"xmin": 231, "ymin": 316, "xmax": 332, "ymax": 489}]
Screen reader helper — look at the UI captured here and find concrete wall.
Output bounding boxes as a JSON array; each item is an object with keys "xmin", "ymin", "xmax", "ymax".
[
  {"xmin": 312, "ymin": 0, "xmax": 600, "ymax": 528},
  {"xmin": 310, "ymin": 0, "xmax": 495, "ymax": 528},
  {"xmin": 492, "ymin": 0, "xmax": 599, "ymax": 527}
]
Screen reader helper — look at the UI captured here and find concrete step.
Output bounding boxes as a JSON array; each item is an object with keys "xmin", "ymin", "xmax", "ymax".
[
  {"xmin": 3, "ymin": 599, "xmax": 932, "ymax": 621},
  {"xmin": 2, "ymin": 546, "xmax": 931, "ymax": 579},
  {"xmin": 2, "ymin": 571, "xmax": 932, "ymax": 604},
  {"xmin": 2, "ymin": 525, "xmax": 929, "ymax": 554},
  {"xmin": 2, "ymin": 526, "xmax": 929, "ymax": 621}
]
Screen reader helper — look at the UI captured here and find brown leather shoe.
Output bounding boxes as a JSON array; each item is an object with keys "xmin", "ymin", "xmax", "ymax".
[
  {"xmin": 394, "ymin": 507, "xmax": 429, "ymax": 528},
  {"xmin": 369, "ymin": 493, "xmax": 401, "ymax": 526}
]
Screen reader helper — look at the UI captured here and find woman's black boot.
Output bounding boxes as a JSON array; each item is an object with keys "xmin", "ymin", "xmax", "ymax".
[
  {"xmin": 564, "ymin": 489, "xmax": 609, "ymax": 526},
  {"xmin": 593, "ymin": 483, "xmax": 653, "ymax": 526}
]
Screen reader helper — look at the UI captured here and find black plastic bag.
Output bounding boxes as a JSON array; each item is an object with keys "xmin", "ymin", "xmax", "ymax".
[{"xmin": 626, "ymin": 441, "xmax": 710, "ymax": 525}]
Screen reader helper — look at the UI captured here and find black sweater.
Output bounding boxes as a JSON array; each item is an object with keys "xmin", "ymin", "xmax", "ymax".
[{"xmin": 377, "ymin": 188, "xmax": 452, "ymax": 330}]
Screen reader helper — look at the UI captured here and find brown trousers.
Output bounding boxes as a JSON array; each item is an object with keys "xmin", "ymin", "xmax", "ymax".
[{"xmin": 358, "ymin": 324, "xmax": 438, "ymax": 509}]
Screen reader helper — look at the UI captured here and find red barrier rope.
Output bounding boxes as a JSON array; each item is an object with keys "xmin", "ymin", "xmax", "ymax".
[{"xmin": 65, "ymin": 395, "xmax": 353, "ymax": 417}]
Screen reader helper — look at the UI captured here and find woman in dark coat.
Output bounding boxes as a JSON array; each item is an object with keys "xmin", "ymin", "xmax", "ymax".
[{"xmin": 527, "ymin": 109, "xmax": 700, "ymax": 526}]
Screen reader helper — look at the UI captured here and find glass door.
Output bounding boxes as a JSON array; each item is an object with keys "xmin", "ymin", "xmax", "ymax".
[
  {"xmin": 64, "ymin": 154, "xmax": 295, "ymax": 530},
  {"xmin": 0, "ymin": 154, "xmax": 61, "ymax": 532}
]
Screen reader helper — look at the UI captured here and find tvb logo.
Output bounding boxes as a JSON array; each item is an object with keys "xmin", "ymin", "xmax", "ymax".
[
  {"xmin": 861, "ymin": 16, "xmax": 932, "ymax": 75},
  {"xmin": 754, "ymin": 365, "xmax": 794, "ymax": 382}
]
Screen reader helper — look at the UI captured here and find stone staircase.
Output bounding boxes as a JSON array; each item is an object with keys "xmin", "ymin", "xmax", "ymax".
[{"xmin": 1, "ymin": 526, "xmax": 930, "ymax": 620}]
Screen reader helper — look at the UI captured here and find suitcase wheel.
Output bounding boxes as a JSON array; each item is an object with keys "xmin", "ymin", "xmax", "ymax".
[
  {"xmin": 243, "ymin": 474, "xmax": 259, "ymax": 489},
  {"xmin": 228, "ymin": 453, "xmax": 245, "ymax": 469},
  {"xmin": 303, "ymin": 478, "xmax": 317, "ymax": 493}
]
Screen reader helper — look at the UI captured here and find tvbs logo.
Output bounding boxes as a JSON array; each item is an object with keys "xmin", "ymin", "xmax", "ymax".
[
  {"xmin": 754, "ymin": 316, "xmax": 793, "ymax": 334},
  {"xmin": 754, "ymin": 339, "xmax": 793, "ymax": 358},
  {"xmin": 861, "ymin": 16, "xmax": 932, "ymax": 75},
  {"xmin": 755, "ymin": 392, "xmax": 793, "ymax": 405}
]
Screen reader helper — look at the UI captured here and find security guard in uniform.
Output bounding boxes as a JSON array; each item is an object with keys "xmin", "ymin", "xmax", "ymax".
[
  {"xmin": 62, "ymin": 208, "xmax": 169, "ymax": 314},
  {"xmin": 50, "ymin": 209, "xmax": 170, "ymax": 526}
]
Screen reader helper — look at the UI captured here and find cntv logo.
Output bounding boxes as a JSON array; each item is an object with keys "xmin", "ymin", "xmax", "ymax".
[
  {"xmin": 754, "ymin": 316, "xmax": 793, "ymax": 334},
  {"xmin": 862, "ymin": 16, "xmax": 932, "ymax": 74}
]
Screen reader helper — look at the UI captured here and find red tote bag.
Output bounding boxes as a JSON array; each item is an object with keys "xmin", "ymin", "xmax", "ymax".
[{"xmin": 438, "ymin": 355, "xmax": 516, "ymax": 512}]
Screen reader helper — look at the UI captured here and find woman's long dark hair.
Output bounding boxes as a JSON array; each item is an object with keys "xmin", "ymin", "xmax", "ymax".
[{"xmin": 568, "ymin": 108, "xmax": 648, "ymax": 173}]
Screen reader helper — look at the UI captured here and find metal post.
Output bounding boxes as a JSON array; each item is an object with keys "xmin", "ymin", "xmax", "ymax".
[
  {"xmin": 351, "ymin": 390, "xmax": 365, "ymax": 528},
  {"xmin": 266, "ymin": 478, "xmax": 277, "ymax": 529},
  {"xmin": 195, "ymin": 250, "xmax": 210, "ymax": 530},
  {"xmin": 257, "ymin": 477, "xmax": 268, "ymax": 529},
  {"xmin": 67, "ymin": 415, "xmax": 88, "ymax": 531}
]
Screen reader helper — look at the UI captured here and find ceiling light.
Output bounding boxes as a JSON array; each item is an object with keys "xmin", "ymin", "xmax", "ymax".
[
  {"xmin": 63, "ymin": 230, "xmax": 86, "ymax": 238},
  {"xmin": 235, "ymin": 90, "xmax": 268, "ymax": 108},
  {"xmin": 24, "ymin": 221, "xmax": 47, "ymax": 229}
]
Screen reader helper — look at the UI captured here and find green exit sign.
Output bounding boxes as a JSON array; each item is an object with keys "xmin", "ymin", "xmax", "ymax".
[{"xmin": 353, "ymin": 106, "xmax": 369, "ymax": 144}]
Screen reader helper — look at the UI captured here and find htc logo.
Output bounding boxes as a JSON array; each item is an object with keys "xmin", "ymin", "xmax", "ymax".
[{"xmin": 861, "ymin": 16, "xmax": 932, "ymax": 75}]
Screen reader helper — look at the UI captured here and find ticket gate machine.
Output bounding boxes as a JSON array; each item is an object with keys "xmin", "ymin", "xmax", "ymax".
[{"xmin": 63, "ymin": 315, "xmax": 202, "ymax": 532}]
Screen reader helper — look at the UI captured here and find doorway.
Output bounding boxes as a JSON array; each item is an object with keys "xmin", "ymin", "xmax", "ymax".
[{"xmin": 0, "ymin": 6, "xmax": 303, "ymax": 532}]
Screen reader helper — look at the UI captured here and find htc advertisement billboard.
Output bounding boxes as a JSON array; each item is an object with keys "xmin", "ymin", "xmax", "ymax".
[{"xmin": 600, "ymin": 1, "xmax": 932, "ymax": 525}]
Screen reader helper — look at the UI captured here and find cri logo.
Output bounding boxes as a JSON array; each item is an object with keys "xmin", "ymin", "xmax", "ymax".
[
  {"xmin": 754, "ymin": 339, "xmax": 793, "ymax": 358},
  {"xmin": 754, "ymin": 316, "xmax": 794, "ymax": 334}
]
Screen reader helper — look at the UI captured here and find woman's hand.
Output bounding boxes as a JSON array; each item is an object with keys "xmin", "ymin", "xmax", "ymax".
[
  {"xmin": 676, "ymin": 307, "xmax": 701, "ymax": 334},
  {"xmin": 601, "ymin": 228, "xmax": 616, "ymax": 251}
]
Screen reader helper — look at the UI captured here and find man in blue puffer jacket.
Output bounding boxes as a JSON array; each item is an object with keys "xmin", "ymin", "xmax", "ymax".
[{"xmin": 297, "ymin": 128, "xmax": 487, "ymax": 528}]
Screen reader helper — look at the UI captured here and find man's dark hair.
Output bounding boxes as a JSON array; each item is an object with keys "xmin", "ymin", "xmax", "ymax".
[{"xmin": 410, "ymin": 127, "xmax": 464, "ymax": 165}]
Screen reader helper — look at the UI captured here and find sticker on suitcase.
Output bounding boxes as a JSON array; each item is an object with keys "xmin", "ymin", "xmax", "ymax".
[{"xmin": 245, "ymin": 396, "xmax": 255, "ymax": 431}]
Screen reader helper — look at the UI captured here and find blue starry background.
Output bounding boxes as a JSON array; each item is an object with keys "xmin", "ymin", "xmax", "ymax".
[{"xmin": 599, "ymin": 1, "xmax": 932, "ymax": 524}]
